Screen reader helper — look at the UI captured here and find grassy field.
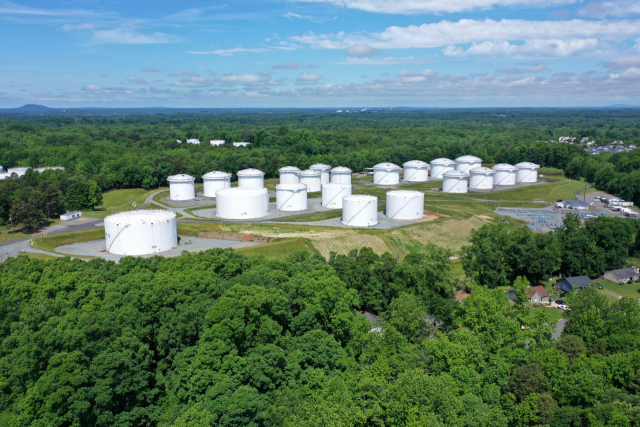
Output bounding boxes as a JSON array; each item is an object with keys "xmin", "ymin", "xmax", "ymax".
[
  {"xmin": 85, "ymin": 188, "xmax": 162, "ymax": 218},
  {"xmin": 0, "ymin": 219, "xmax": 60, "ymax": 243},
  {"xmin": 33, "ymin": 228, "xmax": 104, "ymax": 253},
  {"xmin": 531, "ymin": 306, "xmax": 565, "ymax": 324},
  {"xmin": 236, "ymin": 238, "xmax": 315, "ymax": 259},
  {"xmin": 596, "ymin": 279, "xmax": 640, "ymax": 299},
  {"xmin": 450, "ymin": 258, "xmax": 466, "ymax": 280},
  {"xmin": 276, "ymin": 210, "xmax": 342, "ymax": 222},
  {"xmin": 310, "ymin": 234, "xmax": 392, "ymax": 259}
]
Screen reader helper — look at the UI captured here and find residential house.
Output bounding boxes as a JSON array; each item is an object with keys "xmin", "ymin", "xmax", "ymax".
[
  {"xmin": 556, "ymin": 276, "xmax": 592, "ymax": 292},
  {"xmin": 507, "ymin": 286, "xmax": 550, "ymax": 305},
  {"xmin": 604, "ymin": 268, "xmax": 640, "ymax": 284}
]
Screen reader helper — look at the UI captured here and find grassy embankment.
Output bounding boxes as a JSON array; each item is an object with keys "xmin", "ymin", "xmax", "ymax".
[
  {"xmin": 84, "ymin": 188, "xmax": 164, "ymax": 219},
  {"xmin": 33, "ymin": 228, "xmax": 104, "ymax": 254}
]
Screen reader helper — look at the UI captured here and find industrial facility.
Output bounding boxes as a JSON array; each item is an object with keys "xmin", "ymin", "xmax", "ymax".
[
  {"xmin": 515, "ymin": 162, "xmax": 540, "ymax": 183},
  {"xmin": 386, "ymin": 191, "xmax": 425, "ymax": 220},
  {"xmin": 493, "ymin": 164, "xmax": 517, "ymax": 186},
  {"xmin": 105, "ymin": 210, "xmax": 178, "ymax": 256},
  {"xmin": 372, "ymin": 162, "xmax": 401, "ymax": 185},
  {"xmin": 430, "ymin": 158, "xmax": 456, "ymax": 179},
  {"xmin": 402, "ymin": 160, "xmax": 429, "ymax": 182},
  {"xmin": 216, "ymin": 187, "xmax": 269, "ymax": 219},
  {"xmin": 310, "ymin": 163, "xmax": 331, "ymax": 184},
  {"xmin": 202, "ymin": 171, "xmax": 231, "ymax": 197},
  {"xmin": 299, "ymin": 169, "xmax": 322, "ymax": 192},
  {"xmin": 322, "ymin": 183, "xmax": 352, "ymax": 208},
  {"xmin": 167, "ymin": 174, "xmax": 196, "ymax": 201},
  {"xmin": 442, "ymin": 170, "xmax": 469, "ymax": 193},
  {"xmin": 276, "ymin": 184, "xmax": 308, "ymax": 211},
  {"xmin": 331, "ymin": 166, "xmax": 352, "ymax": 184},
  {"xmin": 237, "ymin": 168, "xmax": 265, "ymax": 188},
  {"xmin": 342, "ymin": 195, "xmax": 379, "ymax": 227},
  {"xmin": 279, "ymin": 166, "xmax": 301, "ymax": 184},
  {"xmin": 455, "ymin": 155, "xmax": 483, "ymax": 174},
  {"xmin": 469, "ymin": 167, "xmax": 495, "ymax": 190}
]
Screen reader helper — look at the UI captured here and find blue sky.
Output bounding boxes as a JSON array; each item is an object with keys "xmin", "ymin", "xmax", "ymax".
[{"xmin": 1, "ymin": 0, "xmax": 640, "ymax": 107}]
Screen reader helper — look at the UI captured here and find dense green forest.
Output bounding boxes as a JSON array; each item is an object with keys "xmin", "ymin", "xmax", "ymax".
[
  {"xmin": 1, "ymin": 109, "xmax": 640, "ymax": 225},
  {"xmin": 2, "ymin": 243, "xmax": 640, "ymax": 426}
]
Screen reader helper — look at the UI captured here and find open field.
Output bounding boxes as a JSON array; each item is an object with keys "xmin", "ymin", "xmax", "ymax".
[
  {"xmin": 0, "ymin": 218, "xmax": 61, "ymax": 243},
  {"xmin": 33, "ymin": 228, "xmax": 104, "ymax": 253},
  {"xmin": 310, "ymin": 234, "xmax": 392, "ymax": 259},
  {"xmin": 596, "ymin": 279, "xmax": 640, "ymax": 299},
  {"xmin": 85, "ymin": 188, "xmax": 162, "ymax": 218}
]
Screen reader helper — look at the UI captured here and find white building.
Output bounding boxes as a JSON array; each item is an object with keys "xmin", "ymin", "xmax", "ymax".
[
  {"xmin": 105, "ymin": 210, "xmax": 178, "ymax": 256},
  {"xmin": 493, "ymin": 164, "xmax": 517, "ymax": 186},
  {"xmin": 469, "ymin": 167, "xmax": 495, "ymax": 190},
  {"xmin": 233, "ymin": 142, "xmax": 251, "ymax": 147},
  {"xmin": 330, "ymin": 166, "xmax": 352, "ymax": 184},
  {"xmin": 186, "ymin": 139, "xmax": 201, "ymax": 145},
  {"xmin": 279, "ymin": 166, "xmax": 301, "ymax": 184},
  {"xmin": 60, "ymin": 211, "xmax": 82, "ymax": 221},
  {"xmin": 515, "ymin": 162, "xmax": 540, "ymax": 183},
  {"xmin": 386, "ymin": 191, "xmax": 424, "ymax": 220},
  {"xmin": 455, "ymin": 155, "xmax": 483, "ymax": 174},
  {"xmin": 299, "ymin": 169, "xmax": 322, "ymax": 192},
  {"xmin": 276, "ymin": 184, "xmax": 307, "ymax": 211}
]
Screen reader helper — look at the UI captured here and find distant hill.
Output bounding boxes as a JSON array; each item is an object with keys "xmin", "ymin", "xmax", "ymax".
[{"xmin": 16, "ymin": 104, "xmax": 52, "ymax": 111}]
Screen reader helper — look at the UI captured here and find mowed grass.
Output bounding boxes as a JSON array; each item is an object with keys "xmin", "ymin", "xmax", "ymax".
[
  {"xmin": 85, "ymin": 188, "xmax": 163, "ymax": 218},
  {"xmin": 596, "ymin": 279, "xmax": 640, "ymax": 299},
  {"xmin": 277, "ymin": 211, "xmax": 342, "ymax": 222},
  {"xmin": 33, "ymin": 228, "xmax": 104, "ymax": 253},
  {"xmin": 531, "ymin": 306, "xmax": 565, "ymax": 324},
  {"xmin": 236, "ymin": 238, "xmax": 315, "ymax": 259}
]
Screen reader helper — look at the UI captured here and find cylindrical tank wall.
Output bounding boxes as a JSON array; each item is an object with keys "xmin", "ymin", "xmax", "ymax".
[
  {"xmin": 238, "ymin": 175, "xmax": 265, "ymax": 188},
  {"xmin": 105, "ymin": 211, "xmax": 177, "ymax": 256},
  {"xmin": 300, "ymin": 174, "xmax": 322, "ymax": 192},
  {"xmin": 455, "ymin": 161, "xmax": 482, "ymax": 174},
  {"xmin": 443, "ymin": 176, "xmax": 468, "ymax": 193},
  {"xmin": 494, "ymin": 170, "xmax": 516, "ymax": 186},
  {"xmin": 386, "ymin": 191, "xmax": 424, "ymax": 220},
  {"xmin": 279, "ymin": 171, "xmax": 300, "ymax": 184},
  {"xmin": 322, "ymin": 184, "xmax": 352, "ymax": 209},
  {"xmin": 331, "ymin": 172, "xmax": 352, "ymax": 184},
  {"xmin": 431, "ymin": 164, "xmax": 455, "ymax": 179},
  {"xmin": 469, "ymin": 173, "xmax": 494, "ymax": 190},
  {"xmin": 310, "ymin": 164, "xmax": 331, "ymax": 184},
  {"xmin": 216, "ymin": 188, "xmax": 269, "ymax": 219},
  {"xmin": 342, "ymin": 196, "xmax": 378, "ymax": 226},
  {"xmin": 169, "ymin": 181, "xmax": 195, "ymax": 201},
  {"xmin": 276, "ymin": 185, "xmax": 307, "ymax": 211},
  {"xmin": 203, "ymin": 177, "xmax": 230, "ymax": 197},
  {"xmin": 403, "ymin": 166, "xmax": 429, "ymax": 182},
  {"xmin": 373, "ymin": 169, "xmax": 400, "ymax": 185},
  {"xmin": 516, "ymin": 167, "xmax": 538, "ymax": 183}
]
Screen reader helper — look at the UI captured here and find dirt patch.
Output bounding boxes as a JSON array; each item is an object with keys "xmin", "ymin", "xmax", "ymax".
[
  {"xmin": 198, "ymin": 232, "xmax": 271, "ymax": 243},
  {"xmin": 476, "ymin": 215, "xmax": 494, "ymax": 220},
  {"xmin": 311, "ymin": 234, "xmax": 391, "ymax": 259}
]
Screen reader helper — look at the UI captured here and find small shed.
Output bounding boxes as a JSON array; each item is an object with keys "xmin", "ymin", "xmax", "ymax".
[
  {"xmin": 565, "ymin": 200, "xmax": 589, "ymax": 210},
  {"xmin": 556, "ymin": 276, "xmax": 593, "ymax": 292},
  {"xmin": 60, "ymin": 211, "xmax": 82, "ymax": 221},
  {"xmin": 605, "ymin": 268, "xmax": 640, "ymax": 284}
]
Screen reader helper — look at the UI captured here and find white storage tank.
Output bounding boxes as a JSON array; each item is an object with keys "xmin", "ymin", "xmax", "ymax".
[
  {"xmin": 386, "ymin": 191, "xmax": 425, "ymax": 220},
  {"xmin": 276, "ymin": 184, "xmax": 307, "ymax": 211},
  {"xmin": 455, "ymin": 155, "xmax": 483, "ymax": 174},
  {"xmin": 373, "ymin": 163, "xmax": 401, "ymax": 185},
  {"xmin": 310, "ymin": 163, "xmax": 331, "ymax": 184},
  {"xmin": 216, "ymin": 187, "xmax": 269, "ymax": 219},
  {"xmin": 493, "ymin": 164, "xmax": 517, "ymax": 186},
  {"xmin": 105, "ymin": 210, "xmax": 177, "ymax": 256},
  {"xmin": 402, "ymin": 160, "xmax": 429, "ymax": 183},
  {"xmin": 331, "ymin": 166, "xmax": 352, "ymax": 184},
  {"xmin": 237, "ymin": 168, "xmax": 265, "ymax": 188},
  {"xmin": 202, "ymin": 171, "xmax": 231, "ymax": 197},
  {"xmin": 430, "ymin": 158, "xmax": 455, "ymax": 179},
  {"xmin": 279, "ymin": 166, "xmax": 301, "ymax": 184},
  {"xmin": 342, "ymin": 195, "xmax": 378, "ymax": 227},
  {"xmin": 442, "ymin": 170, "xmax": 468, "ymax": 193},
  {"xmin": 299, "ymin": 169, "xmax": 322, "ymax": 192},
  {"xmin": 516, "ymin": 162, "xmax": 540, "ymax": 183},
  {"xmin": 322, "ymin": 184, "xmax": 352, "ymax": 209},
  {"xmin": 469, "ymin": 167, "xmax": 495, "ymax": 190},
  {"xmin": 167, "ymin": 174, "xmax": 196, "ymax": 201}
]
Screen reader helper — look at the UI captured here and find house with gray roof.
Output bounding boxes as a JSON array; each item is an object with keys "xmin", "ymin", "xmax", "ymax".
[
  {"xmin": 556, "ymin": 276, "xmax": 592, "ymax": 292},
  {"xmin": 604, "ymin": 268, "xmax": 640, "ymax": 284}
]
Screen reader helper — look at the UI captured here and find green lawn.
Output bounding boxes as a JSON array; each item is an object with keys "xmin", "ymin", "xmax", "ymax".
[
  {"xmin": 33, "ymin": 228, "xmax": 104, "ymax": 253},
  {"xmin": 531, "ymin": 306, "xmax": 565, "ymax": 324},
  {"xmin": 152, "ymin": 190, "xmax": 171, "ymax": 206},
  {"xmin": 85, "ymin": 188, "xmax": 163, "ymax": 218},
  {"xmin": 596, "ymin": 279, "xmax": 640, "ymax": 299},
  {"xmin": 0, "ymin": 218, "xmax": 60, "ymax": 243},
  {"xmin": 450, "ymin": 258, "xmax": 466, "ymax": 280},
  {"xmin": 276, "ymin": 211, "xmax": 343, "ymax": 222},
  {"xmin": 236, "ymin": 238, "xmax": 316, "ymax": 259}
]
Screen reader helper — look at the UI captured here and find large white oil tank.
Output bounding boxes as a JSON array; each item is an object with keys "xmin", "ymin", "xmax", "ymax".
[
  {"xmin": 469, "ymin": 167, "xmax": 495, "ymax": 190},
  {"xmin": 402, "ymin": 160, "xmax": 429, "ymax": 183},
  {"xmin": 516, "ymin": 162, "xmax": 540, "ymax": 183},
  {"xmin": 216, "ymin": 187, "xmax": 269, "ymax": 219},
  {"xmin": 167, "ymin": 174, "xmax": 196, "ymax": 201},
  {"xmin": 310, "ymin": 163, "xmax": 331, "ymax": 184},
  {"xmin": 342, "ymin": 195, "xmax": 378, "ymax": 227},
  {"xmin": 386, "ymin": 191, "xmax": 424, "ymax": 220},
  {"xmin": 331, "ymin": 166, "xmax": 352, "ymax": 184},
  {"xmin": 105, "ymin": 210, "xmax": 177, "ymax": 256},
  {"xmin": 493, "ymin": 164, "xmax": 517, "ymax": 186},
  {"xmin": 430, "ymin": 158, "xmax": 455, "ymax": 179},
  {"xmin": 455, "ymin": 155, "xmax": 483, "ymax": 174},
  {"xmin": 299, "ymin": 169, "xmax": 322, "ymax": 192},
  {"xmin": 279, "ymin": 166, "xmax": 301, "ymax": 184},
  {"xmin": 322, "ymin": 184, "xmax": 352, "ymax": 209},
  {"xmin": 442, "ymin": 170, "xmax": 468, "ymax": 193},
  {"xmin": 237, "ymin": 168, "xmax": 265, "ymax": 188},
  {"xmin": 373, "ymin": 163, "xmax": 401, "ymax": 185},
  {"xmin": 202, "ymin": 171, "xmax": 231, "ymax": 197},
  {"xmin": 276, "ymin": 184, "xmax": 307, "ymax": 211}
]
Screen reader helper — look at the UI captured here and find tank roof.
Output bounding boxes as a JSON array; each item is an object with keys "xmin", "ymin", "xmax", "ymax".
[
  {"xmin": 299, "ymin": 169, "xmax": 321, "ymax": 176},
  {"xmin": 403, "ymin": 160, "xmax": 429, "ymax": 168},
  {"xmin": 387, "ymin": 190, "xmax": 424, "ymax": 197},
  {"xmin": 455, "ymin": 155, "xmax": 483, "ymax": 163},
  {"xmin": 492, "ymin": 163, "xmax": 516, "ymax": 171},
  {"xmin": 309, "ymin": 163, "xmax": 331, "ymax": 171},
  {"xmin": 237, "ymin": 168, "xmax": 265, "ymax": 176},
  {"xmin": 216, "ymin": 187, "xmax": 268, "ymax": 196},
  {"xmin": 276, "ymin": 183, "xmax": 307, "ymax": 191},
  {"xmin": 105, "ymin": 209, "xmax": 176, "ymax": 224},
  {"xmin": 278, "ymin": 166, "xmax": 301, "ymax": 173},
  {"xmin": 202, "ymin": 171, "xmax": 231, "ymax": 179},
  {"xmin": 167, "ymin": 174, "xmax": 195, "ymax": 182},
  {"xmin": 373, "ymin": 162, "xmax": 401, "ymax": 171},
  {"xmin": 331, "ymin": 166, "xmax": 352, "ymax": 173},
  {"xmin": 430, "ymin": 158, "xmax": 455, "ymax": 165},
  {"xmin": 443, "ymin": 170, "xmax": 469, "ymax": 178},
  {"xmin": 344, "ymin": 195, "xmax": 378, "ymax": 202},
  {"xmin": 469, "ymin": 167, "xmax": 495, "ymax": 175},
  {"xmin": 515, "ymin": 162, "xmax": 540, "ymax": 168}
]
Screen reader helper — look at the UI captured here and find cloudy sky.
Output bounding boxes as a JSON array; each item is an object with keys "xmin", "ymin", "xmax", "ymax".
[{"xmin": 2, "ymin": 0, "xmax": 640, "ymax": 107}]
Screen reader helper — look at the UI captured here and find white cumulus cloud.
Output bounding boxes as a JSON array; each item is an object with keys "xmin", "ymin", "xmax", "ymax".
[
  {"xmin": 345, "ymin": 44, "xmax": 376, "ymax": 56},
  {"xmin": 296, "ymin": 73, "xmax": 323, "ymax": 84}
]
